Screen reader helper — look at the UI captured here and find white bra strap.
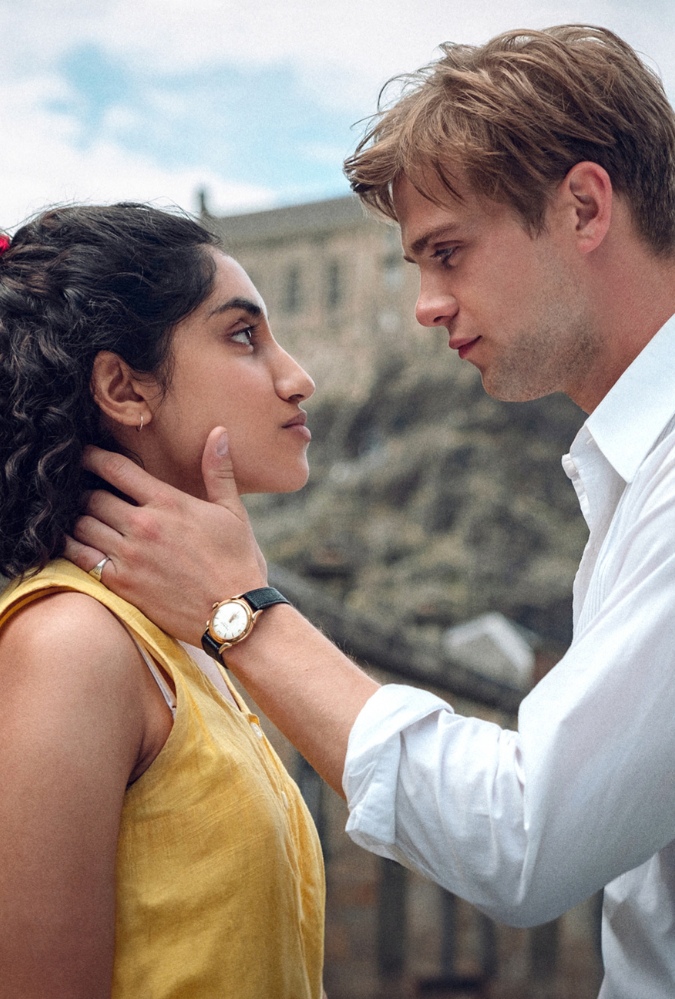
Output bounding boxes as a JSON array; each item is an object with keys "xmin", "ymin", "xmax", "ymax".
[{"xmin": 129, "ymin": 635, "xmax": 177, "ymax": 718}]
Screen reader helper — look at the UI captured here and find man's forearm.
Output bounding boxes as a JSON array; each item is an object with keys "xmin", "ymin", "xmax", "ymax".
[{"xmin": 225, "ymin": 604, "xmax": 380, "ymax": 796}]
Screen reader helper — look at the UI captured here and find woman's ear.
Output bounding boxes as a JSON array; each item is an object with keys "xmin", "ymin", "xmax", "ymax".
[{"xmin": 91, "ymin": 351, "xmax": 155, "ymax": 431}]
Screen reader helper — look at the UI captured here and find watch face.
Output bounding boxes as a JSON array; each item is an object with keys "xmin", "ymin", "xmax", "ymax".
[{"xmin": 211, "ymin": 600, "xmax": 251, "ymax": 643}]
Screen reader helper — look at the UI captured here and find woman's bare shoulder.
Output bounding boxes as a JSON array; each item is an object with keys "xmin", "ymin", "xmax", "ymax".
[
  {"xmin": 0, "ymin": 589, "xmax": 147, "ymax": 760},
  {"xmin": 2, "ymin": 587, "xmax": 123, "ymax": 642},
  {"xmin": 2, "ymin": 586, "xmax": 133, "ymax": 658}
]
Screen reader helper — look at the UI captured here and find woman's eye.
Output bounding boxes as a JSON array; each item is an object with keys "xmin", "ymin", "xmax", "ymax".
[{"xmin": 231, "ymin": 326, "xmax": 254, "ymax": 345}]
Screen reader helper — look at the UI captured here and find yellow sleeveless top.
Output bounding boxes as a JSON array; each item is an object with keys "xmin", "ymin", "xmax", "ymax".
[{"xmin": 0, "ymin": 560, "xmax": 325, "ymax": 998}]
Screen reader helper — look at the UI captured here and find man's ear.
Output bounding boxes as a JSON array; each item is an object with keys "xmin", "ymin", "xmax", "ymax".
[
  {"xmin": 559, "ymin": 161, "xmax": 613, "ymax": 254},
  {"xmin": 91, "ymin": 351, "xmax": 155, "ymax": 430}
]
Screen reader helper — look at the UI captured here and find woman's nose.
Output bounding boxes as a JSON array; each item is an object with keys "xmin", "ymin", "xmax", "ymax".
[{"xmin": 277, "ymin": 349, "xmax": 315, "ymax": 402}]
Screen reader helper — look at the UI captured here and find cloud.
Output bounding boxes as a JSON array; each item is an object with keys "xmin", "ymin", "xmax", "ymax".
[
  {"xmin": 0, "ymin": 71, "xmax": 274, "ymax": 230},
  {"xmin": 46, "ymin": 43, "xmax": 357, "ymax": 188},
  {"xmin": 1, "ymin": 0, "xmax": 674, "ymax": 228},
  {"xmin": 8, "ymin": 0, "xmax": 672, "ymax": 106},
  {"xmin": 15, "ymin": 0, "xmax": 672, "ymax": 105}
]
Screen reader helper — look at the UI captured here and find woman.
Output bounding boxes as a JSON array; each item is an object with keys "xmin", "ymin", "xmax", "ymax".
[{"xmin": 0, "ymin": 204, "xmax": 324, "ymax": 998}]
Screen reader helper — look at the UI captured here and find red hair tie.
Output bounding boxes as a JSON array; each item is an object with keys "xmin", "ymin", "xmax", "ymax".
[{"xmin": 0, "ymin": 235, "xmax": 10, "ymax": 255}]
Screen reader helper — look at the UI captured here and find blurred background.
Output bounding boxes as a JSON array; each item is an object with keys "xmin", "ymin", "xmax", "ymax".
[{"xmin": 2, "ymin": 1, "xmax": 668, "ymax": 995}]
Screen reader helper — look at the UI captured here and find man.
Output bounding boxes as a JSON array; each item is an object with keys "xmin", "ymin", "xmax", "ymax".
[{"xmin": 67, "ymin": 26, "xmax": 675, "ymax": 997}]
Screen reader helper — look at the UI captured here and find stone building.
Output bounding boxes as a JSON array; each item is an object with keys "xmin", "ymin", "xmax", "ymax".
[{"xmin": 205, "ymin": 195, "xmax": 600, "ymax": 998}]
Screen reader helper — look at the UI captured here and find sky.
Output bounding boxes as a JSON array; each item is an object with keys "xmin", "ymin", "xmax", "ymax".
[{"xmin": 1, "ymin": 0, "xmax": 673, "ymax": 231}]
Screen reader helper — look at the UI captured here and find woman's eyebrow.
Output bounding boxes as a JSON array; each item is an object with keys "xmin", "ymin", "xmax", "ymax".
[{"xmin": 207, "ymin": 296, "xmax": 263, "ymax": 319}]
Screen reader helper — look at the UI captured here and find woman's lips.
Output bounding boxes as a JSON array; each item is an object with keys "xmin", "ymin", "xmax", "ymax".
[{"xmin": 282, "ymin": 413, "xmax": 311, "ymax": 440}]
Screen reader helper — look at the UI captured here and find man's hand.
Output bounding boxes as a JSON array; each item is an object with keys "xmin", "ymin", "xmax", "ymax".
[{"xmin": 64, "ymin": 427, "xmax": 267, "ymax": 644}]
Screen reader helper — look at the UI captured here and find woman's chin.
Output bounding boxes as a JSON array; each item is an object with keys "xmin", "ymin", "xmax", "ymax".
[{"xmin": 239, "ymin": 465, "xmax": 310, "ymax": 496}]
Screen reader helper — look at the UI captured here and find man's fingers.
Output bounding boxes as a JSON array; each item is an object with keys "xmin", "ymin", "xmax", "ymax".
[
  {"xmin": 72, "ymin": 514, "xmax": 126, "ymax": 558},
  {"xmin": 84, "ymin": 488, "xmax": 139, "ymax": 532},
  {"xmin": 83, "ymin": 446, "xmax": 173, "ymax": 506},
  {"xmin": 201, "ymin": 428, "xmax": 242, "ymax": 508},
  {"xmin": 62, "ymin": 534, "xmax": 107, "ymax": 574}
]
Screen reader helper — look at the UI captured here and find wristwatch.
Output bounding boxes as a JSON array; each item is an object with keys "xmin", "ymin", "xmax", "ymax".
[{"xmin": 201, "ymin": 587, "xmax": 290, "ymax": 665}]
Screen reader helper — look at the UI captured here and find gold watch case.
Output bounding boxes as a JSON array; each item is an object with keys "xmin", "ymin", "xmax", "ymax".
[{"xmin": 206, "ymin": 596, "xmax": 262, "ymax": 650}]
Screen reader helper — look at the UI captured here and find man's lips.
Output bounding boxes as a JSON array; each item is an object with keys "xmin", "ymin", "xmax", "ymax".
[{"xmin": 449, "ymin": 336, "xmax": 481, "ymax": 359}]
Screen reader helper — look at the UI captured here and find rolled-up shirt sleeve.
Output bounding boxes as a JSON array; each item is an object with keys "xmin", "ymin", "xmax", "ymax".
[{"xmin": 344, "ymin": 685, "xmax": 536, "ymax": 925}]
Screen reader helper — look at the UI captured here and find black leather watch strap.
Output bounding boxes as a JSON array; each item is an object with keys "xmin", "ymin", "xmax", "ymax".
[
  {"xmin": 241, "ymin": 587, "xmax": 291, "ymax": 612},
  {"xmin": 202, "ymin": 631, "xmax": 227, "ymax": 662}
]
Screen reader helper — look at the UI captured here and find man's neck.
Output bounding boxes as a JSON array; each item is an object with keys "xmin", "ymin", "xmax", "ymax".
[{"xmin": 571, "ymin": 244, "xmax": 675, "ymax": 413}]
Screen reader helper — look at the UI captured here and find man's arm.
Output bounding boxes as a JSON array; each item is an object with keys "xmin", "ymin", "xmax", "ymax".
[{"xmin": 65, "ymin": 428, "xmax": 379, "ymax": 795}]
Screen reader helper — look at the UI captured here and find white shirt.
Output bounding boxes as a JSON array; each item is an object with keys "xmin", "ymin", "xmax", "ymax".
[{"xmin": 343, "ymin": 315, "xmax": 675, "ymax": 999}]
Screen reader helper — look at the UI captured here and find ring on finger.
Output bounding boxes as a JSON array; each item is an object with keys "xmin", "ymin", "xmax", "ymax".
[{"xmin": 89, "ymin": 556, "xmax": 111, "ymax": 584}]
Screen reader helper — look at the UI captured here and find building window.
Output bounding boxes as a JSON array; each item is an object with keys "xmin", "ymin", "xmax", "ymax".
[
  {"xmin": 325, "ymin": 260, "xmax": 342, "ymax": 310},
  {"xmin": 284, "ymin": 264, "xmax": 302, "ymax": 313}
]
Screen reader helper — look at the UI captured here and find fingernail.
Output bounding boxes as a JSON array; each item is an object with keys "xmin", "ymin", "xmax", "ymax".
[{"xmin": 216, "ymin": 431, "xmax": 229, "ymax": 457}]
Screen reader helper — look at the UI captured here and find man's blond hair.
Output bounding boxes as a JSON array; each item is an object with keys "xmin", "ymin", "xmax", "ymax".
[{"xmin": 344, "ymin": 25, "xmax": 675, "ymax": 254}]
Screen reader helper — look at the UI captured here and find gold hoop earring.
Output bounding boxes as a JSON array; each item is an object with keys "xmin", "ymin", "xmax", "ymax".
[{"xmin": 137, "ymin": 413, "xmax": 144, "ymax": 433}]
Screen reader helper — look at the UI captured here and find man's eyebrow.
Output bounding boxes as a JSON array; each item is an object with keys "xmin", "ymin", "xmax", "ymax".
[
  {"xmin": 405, "ymin": 224, "xmax": 461, "ymax": 261},
  {"xmin": 207, "ymin": 296, "xmax": 263, "ymax": 319}
]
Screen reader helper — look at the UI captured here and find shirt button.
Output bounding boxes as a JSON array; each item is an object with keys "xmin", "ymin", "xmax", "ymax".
[
  {"xmin": 281, "ymin": 791, "xmax": 289, "ymax": 809},
  {"xmin": 250, "ymin": 721, "xmax": 264, "ymax": 739}
]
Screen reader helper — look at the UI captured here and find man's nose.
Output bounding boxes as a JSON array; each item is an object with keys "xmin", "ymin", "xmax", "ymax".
[{"xmin": 415, "ymin": 280, "xmax": 458, "ymax": 328}]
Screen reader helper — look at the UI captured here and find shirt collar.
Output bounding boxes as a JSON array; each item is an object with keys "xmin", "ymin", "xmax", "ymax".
[{"xmin": 584, "ymin": 313, "xmax": 675, "ymax": 483}]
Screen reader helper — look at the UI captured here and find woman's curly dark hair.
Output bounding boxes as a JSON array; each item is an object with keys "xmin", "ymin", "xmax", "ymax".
[{"xmin": 0, "ymin": 202, "xmax": 220, "ymax": 579}]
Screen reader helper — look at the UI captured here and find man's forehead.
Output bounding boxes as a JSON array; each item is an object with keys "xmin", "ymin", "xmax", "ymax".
[
  {"xmin": 394, "ymin": 174, "xmax": 472, "ymax": 249},
  {"xmin": 394, "ymin": 165, "xmax": 482, "ymax": 210},
  {"xmin": 394, "ymin": 172, "xmax": 517, "ymax": 256}
]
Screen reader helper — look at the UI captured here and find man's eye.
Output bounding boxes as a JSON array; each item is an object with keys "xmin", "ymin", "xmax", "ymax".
[{"xmin": 432, "ymin": 247, "xmax": 457, "ymax": 267}]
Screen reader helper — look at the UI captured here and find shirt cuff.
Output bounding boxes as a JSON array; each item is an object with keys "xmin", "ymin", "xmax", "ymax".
[{"xmin": 343, "ymin": 684, "xmax": 454, "ymax": 852}]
